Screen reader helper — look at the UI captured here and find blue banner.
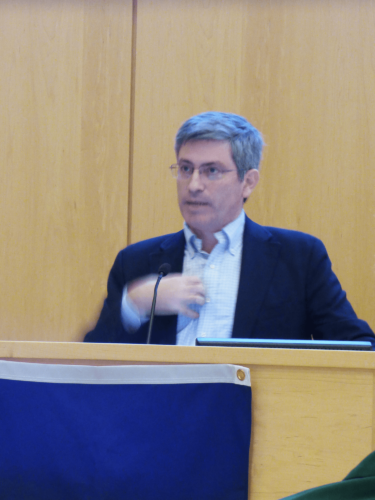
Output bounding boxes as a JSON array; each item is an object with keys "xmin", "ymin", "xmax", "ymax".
[{"xmin": 0, "ymin": 362, "xmax": 251, "ymax": 500}]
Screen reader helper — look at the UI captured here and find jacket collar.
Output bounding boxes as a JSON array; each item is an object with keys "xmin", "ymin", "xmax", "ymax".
[
  {"xmin": 232, "ymin": 216, "xmax": 281, "ymax": 338},
  {"xmin": 149, "ymin": 231, "xmax": 186, "ymax": 275},
  {"xmin": 142, "ymin": 231, "xmax": 186, "ymax": 345},
  {"xmin": 147, "ymin": 217, "xmax": 281, "ymax": 341}
]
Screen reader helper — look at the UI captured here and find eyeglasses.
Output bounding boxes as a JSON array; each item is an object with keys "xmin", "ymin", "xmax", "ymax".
[{"xmin": 169, "ymin": 163, "xmax": 237, "ymax": 181}]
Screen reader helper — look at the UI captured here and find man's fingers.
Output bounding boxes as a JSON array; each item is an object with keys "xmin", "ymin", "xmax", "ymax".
[
  {"xmin": 180, "ymin": 307, "xmax": 200, "ymax": 319},
  {"xmin": 184, "ymin": 275, "xmax": 203, "ymax": 285},
  {"xmin": 192, "ymin": 295, "xmax": 206, "ymax": 306},
  {"xmin": 153, "ymin": 273, "xmax": 207, "ymax": 316},
  {"xmin": 185, "ymin": 282, "xmax": 206, "ymax": 298}
]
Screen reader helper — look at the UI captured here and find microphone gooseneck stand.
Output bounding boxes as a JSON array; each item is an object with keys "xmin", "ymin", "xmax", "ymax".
[{"xmin": 146, "ymin": 263, "xmax": 171, "ymax": 345}]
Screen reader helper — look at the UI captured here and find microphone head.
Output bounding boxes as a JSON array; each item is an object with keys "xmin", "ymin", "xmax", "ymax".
[{"xmin": 158, "ymin": 263, "xmax": 171, "ymax": 277}]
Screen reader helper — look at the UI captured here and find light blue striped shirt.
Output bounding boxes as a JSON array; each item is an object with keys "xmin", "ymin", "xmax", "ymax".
[
  {"xmin": 176, "ymin": 210, "xmax": 245, "ymax": 346},
  {"xmin": 121, "ymin": 211, "xmax": 245, "ymax": 345}
]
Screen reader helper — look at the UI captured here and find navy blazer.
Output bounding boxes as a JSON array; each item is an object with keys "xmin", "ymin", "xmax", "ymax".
[{"xmin": 84, "ymin": 217, "xmax": 375, "ymax": 346}]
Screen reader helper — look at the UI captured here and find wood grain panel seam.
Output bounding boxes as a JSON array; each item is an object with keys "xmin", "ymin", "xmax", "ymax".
[{"xmin": 127, "ymin": 0, "xmax": 138, "ymax": 246}]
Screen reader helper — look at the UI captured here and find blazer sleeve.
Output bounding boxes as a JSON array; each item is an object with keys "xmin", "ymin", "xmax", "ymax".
[
  {"xmin": 305, "ymin": 237, "xmax": 375, "ymax": 346},
  {"xmin": 84, "ymin": 250, "xmax": 150, "ymax": 344}
]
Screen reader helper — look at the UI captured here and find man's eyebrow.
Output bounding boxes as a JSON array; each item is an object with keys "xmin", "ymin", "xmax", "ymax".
[
  {"xmin": 178, "ymin": 160, "xmax": 223, "ymax": 167},
  {"xmin": 178, "ymin": 159, "xmax": 194, "ymax": 165}
]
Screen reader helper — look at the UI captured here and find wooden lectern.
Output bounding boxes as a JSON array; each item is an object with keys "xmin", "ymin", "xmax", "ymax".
[{"xmin": 1, "ymin": 341, "xmax": 374, "ymax": 500}]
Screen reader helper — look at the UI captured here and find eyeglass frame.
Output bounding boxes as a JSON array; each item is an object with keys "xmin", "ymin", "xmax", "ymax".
[{"xmin": 169, "ymin": 163, "xmax": 239, "ymax": 181}]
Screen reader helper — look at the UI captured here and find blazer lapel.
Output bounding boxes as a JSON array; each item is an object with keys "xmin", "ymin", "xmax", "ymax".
[
  {"xmin": 147, "ymin": 231, "xmax": 186, "ymax": 344},
  {"xmin": 148, "ymin": 231, "xmax": 185, "ymax": 274},
  {"xmin": 232, "ymin": 217, "xmax": 281, "ymax": 339},
  {"xmin": 145, "ymin": 222, "xmax": 282, "ymax": 342}
]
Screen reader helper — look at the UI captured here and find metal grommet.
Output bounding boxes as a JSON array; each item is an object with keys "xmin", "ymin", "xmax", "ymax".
[{"xmin": 237, "ymin": 369, "xmax": 246, "ymax": 381}]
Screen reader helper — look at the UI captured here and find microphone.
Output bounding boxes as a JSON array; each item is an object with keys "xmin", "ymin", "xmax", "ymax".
[
  {"xmin": 158, "ymin": 263, "xmax": 172, "ymax": 278},
  {"xmin": 146, "ymin": 263, "xmax": 171, "ymax": 344}
]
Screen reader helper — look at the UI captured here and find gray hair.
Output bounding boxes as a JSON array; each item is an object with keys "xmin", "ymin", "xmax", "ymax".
[{"xmin": 175, "ymin": 112, "xmax": 264, "ymax": 180}]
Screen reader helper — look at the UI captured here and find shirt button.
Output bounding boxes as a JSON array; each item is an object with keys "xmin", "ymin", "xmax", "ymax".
[
  {"xmin": 201, "ymin": 332, "xmax": 206, "ymax": 337},
  {"xmin": 210, "ymin": 264, "xmax": 215, "ymax": 269},
  {"xmin": 206, "ymin": 298, "xmax": 210, "ymax": 303}
]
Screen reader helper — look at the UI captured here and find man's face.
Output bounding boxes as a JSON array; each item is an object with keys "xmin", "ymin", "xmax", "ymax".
[{"xmin": 177, "ymin": 140, "xmax": 259, "ymax": 240}]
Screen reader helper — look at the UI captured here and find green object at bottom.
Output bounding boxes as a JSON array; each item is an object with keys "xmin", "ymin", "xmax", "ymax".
[{"xmin": 281, "ymin": 450, "xmax": 375, "ymax": 500}]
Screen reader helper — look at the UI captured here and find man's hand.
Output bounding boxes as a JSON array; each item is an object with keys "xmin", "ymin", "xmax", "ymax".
[{"xmin": 128, "ymin": 274, "xmax": 205, "ymax": 319}]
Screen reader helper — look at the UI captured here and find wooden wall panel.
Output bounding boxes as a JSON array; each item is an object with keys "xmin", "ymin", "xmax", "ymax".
[
  {"xmin": 131, "ymin": 0, "xmax": 249, "ymax": 242},
  {"xmin": 239, "ymin": 0, "xmax": 375, "ymax": 329},
  {"xmin": 0, "ymin": 0, "xmax": 133, "ymax": 341},
  {"xmin": 131, "ymin": 0, "xmax": 375, "ymax": 329}
]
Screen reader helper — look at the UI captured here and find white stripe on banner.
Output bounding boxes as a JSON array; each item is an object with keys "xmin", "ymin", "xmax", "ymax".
[{"xmin": 0, "ymin": 361, "xmax": 250, "ymax": 386}]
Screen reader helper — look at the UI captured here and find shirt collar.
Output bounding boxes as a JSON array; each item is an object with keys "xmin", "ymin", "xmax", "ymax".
[{"xmin": 183, "ymin": 210, "xmax": 245, "ymax": 258}]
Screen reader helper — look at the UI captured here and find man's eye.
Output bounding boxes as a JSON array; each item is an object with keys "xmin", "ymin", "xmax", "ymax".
[
  {"xmin": 204, "ymin": 166, "xmax": 221, "ymax": 178},
  {"xmin": 180, "ymin": 165, "xmax": 192, "ymax": 174}
]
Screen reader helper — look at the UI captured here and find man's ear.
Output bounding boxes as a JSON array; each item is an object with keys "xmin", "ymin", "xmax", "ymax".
[{"xmin": 242, "ymin": 169, "xmax": 259, "ymax": 201}]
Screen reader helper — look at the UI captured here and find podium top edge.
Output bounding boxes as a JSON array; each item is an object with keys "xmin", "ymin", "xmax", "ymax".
[{"xmin": 0, "ymin": 341, "xmax": 374, "ymax": 370}]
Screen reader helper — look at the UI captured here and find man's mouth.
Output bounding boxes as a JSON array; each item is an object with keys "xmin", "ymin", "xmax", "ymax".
[{"xmin": 185, "ymin": 201, "xmax": 209, "ymax": 206}]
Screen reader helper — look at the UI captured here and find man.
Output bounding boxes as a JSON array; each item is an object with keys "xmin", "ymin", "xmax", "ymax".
[{"xmin": 84, "ymin": 112, "xmax": 375, "ymax": 346}]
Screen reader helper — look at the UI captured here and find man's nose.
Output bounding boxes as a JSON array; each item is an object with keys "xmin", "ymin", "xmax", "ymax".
[{"xmin": 188, "ymin": 169, "xmax": 205, "ymax": 192}]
